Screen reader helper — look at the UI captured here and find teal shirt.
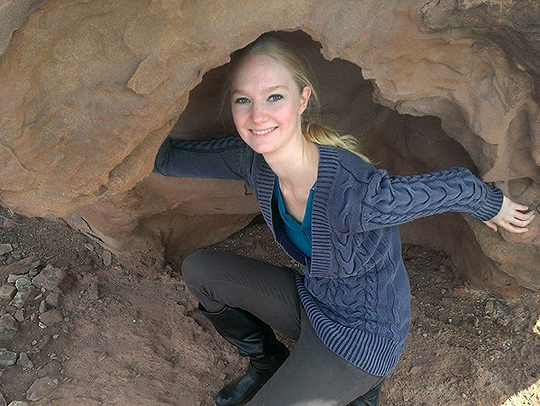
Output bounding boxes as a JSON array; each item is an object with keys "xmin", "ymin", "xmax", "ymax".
[{"xmin": 274, "ymin": 177, "xmax": 315, "ymax": 258}]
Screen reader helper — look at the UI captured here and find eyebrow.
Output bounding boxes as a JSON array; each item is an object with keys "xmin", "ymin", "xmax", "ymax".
[{"xmin": 231, "ymin": 84, "xmax": 288, "ymax": 95}]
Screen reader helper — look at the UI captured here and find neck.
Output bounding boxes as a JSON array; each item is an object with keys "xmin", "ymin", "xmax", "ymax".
[{"xmin": 263, "ymin": 134, "xmax": 319, "ymax": 190}]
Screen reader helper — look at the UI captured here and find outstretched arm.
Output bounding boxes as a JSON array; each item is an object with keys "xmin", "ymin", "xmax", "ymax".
[
  {"xmin": 358, "ymin": 167, "xmax": 505, "ymax": 231},
  {"xmin": 153, "ymin": 136, "xmax": 249, "ymax": 180},
  {"xmin": 483, "ymin": 196, "xmax": 535, "ymax": 233}
]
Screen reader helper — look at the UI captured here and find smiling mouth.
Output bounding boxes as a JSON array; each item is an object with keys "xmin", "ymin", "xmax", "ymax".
[{"xmin": 251, "ymin": 127, "xmax": 277, "ymax": 135}]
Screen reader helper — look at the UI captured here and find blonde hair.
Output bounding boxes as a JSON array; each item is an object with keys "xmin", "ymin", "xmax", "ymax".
[{"xmin": 224, "ymin": 35, "xmax": 371, "ymax": 162}]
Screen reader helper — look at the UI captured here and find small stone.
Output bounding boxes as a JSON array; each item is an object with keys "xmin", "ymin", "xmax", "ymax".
[
  {"xmin": 8, "ymin": 401, "xmax": 30, "ymax": 406},
  {"xmin": 0, "ymin": 244, "xmax": 13, "ymax": 256},
  {"xmin": 0, "ymin": 257, "xmax": 40, "ymax": 277},
  {"xmin": 101, "ymin": 250, "xmax": 112, "ymax": 266},
  {"xmin": 39, "ymin": 310, "xmax": 63, "ymax": 326},
  {"xmin": 17, "ymin": 352, "xmax": 33, "ymax": 369},
  {"xmin": 485, "ymin": 300, "xmax": 495, "ymax": 315},
  {"xmin": 32, "ymin": 265, "xmax": 66, "ymax": 291},
  {"xmin": 84, "ymin": 243, "xmax": 95, "ymax": 251},
  {"xmin": 0, "ymin": 285, "xmax": 16, "ymax": 300},
  {"xmin": 30, "ymin": 313, "xmax": 36, "ymax": 322},
  {"xmin": 0, "ymin": 348, "xmax": 18, "ymax": 366},
  {"xmin": 33, "ymin": 293, "xmax": 43, "ymax": 301},
  {"xmin": 26, "ymin": 376, "xmax": 58, "ymax": 401},
  {"xmin": 45, "ymin": 292, "xmax": 60, "ymax": 308},
  {"xmin": 37, "ymin": 360, "xmax": 62, "ymax": 378},
  {"xmin": 0, "ymin": 393, "xmax": 6, "ymax": 406},
  {"xmin": 0, "ymin": 314, "xmax": 18, "ymax": 341},
  {"xmin": 7, "ymin": 275, "xmax": 25, "ymax": 284},
  {"xmin": 9, "ymin": 278, "xmax": 33, "ymax": 309},
  {"xmin": 14, "ymin": 310, "xmax": 24, "ymax": 322},
  {"xmin": 409, "ymin": 365, "xmax": 422, "ymax": 374},
  {"xmin": 39, "ymin": 300, "xmax": 48, "ymax": 314}
]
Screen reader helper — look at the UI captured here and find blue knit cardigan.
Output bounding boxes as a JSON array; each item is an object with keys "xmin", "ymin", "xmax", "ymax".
[{"xmin": 154, "ymin": 136, "xmax": 504, "ymax": 376}]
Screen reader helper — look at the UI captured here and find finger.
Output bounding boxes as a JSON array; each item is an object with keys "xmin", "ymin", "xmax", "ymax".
[
  {"xmin": 514, "ymin": 211, "xmax": 535, "ymax": 221},
  {"xmin": 514, "ymin": 203, "xmax": 532, "ymax": 212},
  {"xmin": 501, "ymin": 222, "xmax": 529, "ymax": 233},
  {"xmin": 484, "ymin": 221, "xmax": 498, "ymax": 232},
  {"xmin": 509, "ymin": 217, "xmax": 533, "ymax": 228}
]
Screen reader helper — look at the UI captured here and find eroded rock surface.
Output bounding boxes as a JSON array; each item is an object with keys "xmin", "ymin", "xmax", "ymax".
[{"xmin": 0, "ymin": 0, "xmax": 538, "ymax": 291}]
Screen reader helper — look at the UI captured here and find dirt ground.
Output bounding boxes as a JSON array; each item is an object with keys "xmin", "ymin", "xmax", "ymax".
[{"xmin": 0, "ymin": 207, "xmax": 539, "ymax": 406}]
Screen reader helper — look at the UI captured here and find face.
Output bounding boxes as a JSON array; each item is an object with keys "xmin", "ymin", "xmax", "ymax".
[{"xmin": 230, "ymin": 53, "xmax": 311, "ymax": 156}]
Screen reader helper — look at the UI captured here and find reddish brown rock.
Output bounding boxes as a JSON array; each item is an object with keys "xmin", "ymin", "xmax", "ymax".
[{"xmin": 0, "ymin": 0, "xmax": 538, "ymax": 292}]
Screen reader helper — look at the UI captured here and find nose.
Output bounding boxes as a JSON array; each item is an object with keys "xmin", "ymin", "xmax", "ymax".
[{"xmin": 250, "ymin": 103, "xmax": 268, "ymax": 124}]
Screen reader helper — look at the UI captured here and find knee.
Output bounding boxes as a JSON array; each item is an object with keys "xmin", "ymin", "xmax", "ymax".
[{"xmin": 181, "ymin": 249, "xmax": 214, "ymax": 288}]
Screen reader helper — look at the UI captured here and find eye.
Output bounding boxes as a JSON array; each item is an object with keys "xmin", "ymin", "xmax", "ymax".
[
  {"xmin": 268, "ymin": 94, "xmax": 283, "ymax": 102},
  {"xmin": 234, "ymin": 97, "xmax": 250, "ymax": 104}
]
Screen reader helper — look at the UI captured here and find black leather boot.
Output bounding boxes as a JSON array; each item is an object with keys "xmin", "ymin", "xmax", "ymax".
[
  {"xmin": 347, "ymin": 380, "xmax": 384, "ymax": 406},
  {"xmin": 199, "ymin": 304, "xmax": 289, "ymax": 406}
]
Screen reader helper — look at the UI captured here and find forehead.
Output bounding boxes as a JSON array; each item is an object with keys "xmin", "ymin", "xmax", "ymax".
[{"xmin": 231, "ymin": 53, "xmax": 296, "ymax": 92}]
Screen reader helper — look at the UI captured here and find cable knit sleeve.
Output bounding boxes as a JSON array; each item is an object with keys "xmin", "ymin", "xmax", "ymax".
[
  {"xmin": 359, "ymin": 167, "xmax": 504, "ymax": 231},
  {"xmin": 153, "ymin": 135, "xmax": 249, "ymax": 180}
]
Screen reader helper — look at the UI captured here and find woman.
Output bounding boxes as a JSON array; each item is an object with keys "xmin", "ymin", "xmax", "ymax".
[{"xmin": 154, "ymin": 35, "xmax": 534, "ymax": 406}]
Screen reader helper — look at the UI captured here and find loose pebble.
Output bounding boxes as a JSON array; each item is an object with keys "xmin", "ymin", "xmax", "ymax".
[
  {"xmin": 26, "ymin": 376, "xmax": 58, "ymax": 401},
  {"xmin": 9, "ymin": 278, "xmax": 33, "ymax": 309},
  {"xmin": 39, "ymin": 310, "xmax": 63, "ymax": 326},
  {"xmin": 7, "ymin": 275, "xmax": 25, "ymax": 284},
  {"xmin": 101, "ymin": 249, "xmax": 112, "ymax": 266},
  {"xmin": 0, "ymin": 285, "xmax": 16, "ymax": 300},
  {"xmin": 45, "ymin": 292, "xmax": 61, "ymax": 308},
  {"xmin": 0, "ymin": 314, "xmax": 18, "ymax": 341},
  {"xmin": 13, "ymin": 310, "xmax": 24, "ymax": 323},
  {"xmin": 32, "ymin": 265, "xmax": 66, "ymax": 291},
  {"xmin": 17, "ymin": 352, "xmax": 33, "ymax": 369},
  {"xmin": 37, "ymin": 360, "xmax": 62, "ymax": 378},
  {"xmin": 39, "ymin": 300, "xmax": 48, "ymax": 314},
  {"xmin": 0, "ymin": 244, "xmax": 13, "ymax": 256},
  {"xmin": 0, "ymin": 257, "xmax": 40, "ymax": 277},
  {"xmin": 8, "ymin": 402, "xmax": 30, "ymax": 406},
  {"xmin": 0, "ymin": 348, "xmax": 18, "ymax": 366},
  {"xmin": 0, "ymin": 393, "xmax": 6, "ymax": 406}
]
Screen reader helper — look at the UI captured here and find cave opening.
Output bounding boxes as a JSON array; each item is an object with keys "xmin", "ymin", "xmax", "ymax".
[{"xmin": 161, "ymin": 30, "xmax": 487, "ymax": 283}]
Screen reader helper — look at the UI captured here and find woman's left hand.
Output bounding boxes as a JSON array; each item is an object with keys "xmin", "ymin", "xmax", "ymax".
[{"xmin": 483, "ymin": 196, "xmax": 535, "ymax": 233}]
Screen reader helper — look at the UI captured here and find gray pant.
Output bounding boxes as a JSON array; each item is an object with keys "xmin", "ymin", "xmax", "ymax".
[{"xmin": 182, "ymin": 250, "xmax": 384, "ymax": 406}]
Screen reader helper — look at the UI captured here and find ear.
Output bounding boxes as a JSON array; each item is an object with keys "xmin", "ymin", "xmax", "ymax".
[{"xmin": 298, "ymin": 86, "xmax": 312, "ymax": 115}]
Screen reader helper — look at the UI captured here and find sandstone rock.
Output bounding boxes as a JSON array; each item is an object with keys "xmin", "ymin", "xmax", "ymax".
[
  {"xmin": 13, "ymin": 310, "xmax": 24, "ymax": 323},
  {"xmin": 26, "ymin": 376, "xmax": 58, "ymax": 401},
  {"xmin": 0, "ymin": 0, "xmax": 538, "ymax": 293},
  {"xmin": 0, "ymin": 244, "xmax": 12, "ymax": 256},
  {"xmin": 0, "ymin": 285, "xmax": 16, "ymax": 300},
  {"xmin": 0, "ymin": 314, "xmax": 18, "ymax": 341},
  {"xmin": 38, "ymin": 309, "xmax": 63, "ymax": 326},
  {"xmin": 9, "ymin": 278, "xmax": 33, "ymax": 308},
  {"xmin": 37, "ymin": 360, "xmax": 62, "ymax": 378},
  {"xmin": 6, "ymin": 275, "xmax": 24, "ymax": 284},
  {"xmin": 101, "ymin": 249, "xmax": 112, "ymax": 266},
  {"xmin": 45, "ymin": 291, "xmax": 61, "ymax": 308},
  {"xmin": 32, "ymin": 265, "xmax": 66, "ymax": 291},
  {"xmin": 0, "ymin": 257, "xmax": 40, "ymax": 278},
  {"xmin": 0, "ymin": 348, "xmax": 18, "ymax": 366},
  {"xmin": 17, "ymin": 352, "xmax": 33, "ymax": 369}
]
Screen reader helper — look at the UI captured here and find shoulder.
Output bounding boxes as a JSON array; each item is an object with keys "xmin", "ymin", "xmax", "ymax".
[{"xmin": 318, "ymin": 145, "xmax": 377, "ymax": 185}]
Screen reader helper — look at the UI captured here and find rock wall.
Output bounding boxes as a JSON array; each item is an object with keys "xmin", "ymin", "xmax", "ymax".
[{"xmin": 0, "ymin": 0, "xmax": 538, "ymax": 292}]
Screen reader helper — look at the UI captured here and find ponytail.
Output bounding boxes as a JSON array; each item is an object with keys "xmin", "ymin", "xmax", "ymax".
[{"xmin": 302, "ymin": 120, "xmax": 371, "ymax": 163}]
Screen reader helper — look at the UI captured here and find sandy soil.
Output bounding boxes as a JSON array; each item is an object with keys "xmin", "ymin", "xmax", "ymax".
[{"xmin": 0, "ymin": 208, "xmax": 539, "ymax": 406}]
